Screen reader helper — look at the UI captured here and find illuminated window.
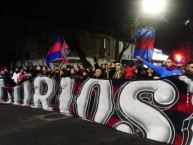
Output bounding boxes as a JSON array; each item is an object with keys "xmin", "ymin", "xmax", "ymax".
[{"xmin": 100, "ymin": 38, "xmax": 110, "ymax": 57}]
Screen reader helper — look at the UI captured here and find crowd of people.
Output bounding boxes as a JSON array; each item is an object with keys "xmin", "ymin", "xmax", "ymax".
[{"xmin": 1, "ymin": 56, "xmax": 193, "ymax": 87}]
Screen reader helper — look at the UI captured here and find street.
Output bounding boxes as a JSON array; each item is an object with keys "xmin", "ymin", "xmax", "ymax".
[{"xmin": 0, "ymin": 104, "xmax": 168, "ymax": 145}]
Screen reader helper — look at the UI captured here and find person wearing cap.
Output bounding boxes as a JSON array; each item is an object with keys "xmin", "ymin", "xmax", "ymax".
[{"xmin": 136, "ymin": 56, "xmax": 182, "ymax": 78}]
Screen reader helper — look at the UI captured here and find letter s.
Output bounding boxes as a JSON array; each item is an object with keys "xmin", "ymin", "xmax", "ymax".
[{"xmin": 115, "ymin": 80, "xmax": 178, "ymax": 144}]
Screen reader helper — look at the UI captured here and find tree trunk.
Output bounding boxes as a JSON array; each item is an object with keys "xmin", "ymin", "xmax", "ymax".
[
  {"xmin": 71, "ymin": 29, "xmax": 92, "ymax": 68},
  {"xmin": 114, "ymin": 37, "xmax": 119, "ymax": 62},
  {"xmin": 117, "ymin": 42, "xmax": 130, "ymax": 62}
]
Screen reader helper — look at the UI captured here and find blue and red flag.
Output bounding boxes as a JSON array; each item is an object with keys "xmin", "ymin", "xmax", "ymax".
[
  {"xmin": 61, "ymin": 41, "xmax": 69, "ymax": 64},
  {"xmin": 133, "ymin": 27, "xmax": 156, "ymax": 61},
  {"xmin": 46, "ymin": 37, "xmax": 62, "ymax": 68}
]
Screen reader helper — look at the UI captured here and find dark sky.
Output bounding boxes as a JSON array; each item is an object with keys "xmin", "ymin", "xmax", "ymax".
[
  {"xmin": 1, "ymin": 0, "xmax": 192, "ymax": 39},
  {"xmin": 154, "ymin": 0, "xmax": 193, "ymax": 54},
  {"xmin": 0, "ymin": 0, "xmax": 193, "ymax": 64}
]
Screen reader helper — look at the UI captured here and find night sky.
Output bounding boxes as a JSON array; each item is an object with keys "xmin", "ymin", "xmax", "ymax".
[
  {"xmin": 154, "ymin": 0, "xmax": 193, "ymax": 54},
  {"xmin": 0, "ymin": 0, "xmax": 192, "ymax": 65}
]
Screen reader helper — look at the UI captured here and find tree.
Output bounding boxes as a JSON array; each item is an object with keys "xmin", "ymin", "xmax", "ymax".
[
  {"xmin": 115, "ymin": 23, "xmax": 137, "ymax": 62},
  {"xmin": 113, "ymin": 15, "xmax": 139, "ymax": 62},
  {"xmin": 70, "ymin": 29, "xmax": 92, "ymax": 68}
]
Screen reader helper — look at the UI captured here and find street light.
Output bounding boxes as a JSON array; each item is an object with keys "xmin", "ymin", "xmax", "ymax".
[{"xmin": 142, "ymin": 0, "xmax": 166, "ymax": 15}]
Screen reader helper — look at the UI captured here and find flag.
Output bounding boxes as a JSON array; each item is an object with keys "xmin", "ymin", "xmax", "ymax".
[
  {"xmin": 133, "ymin": 27, "xmax": 156, "ymax": 61},
  {"xmin": 61, "ymin": 41, "xmax": 69, "ymax": 64},
  {"xmin": 46, "ymin": 37, "xmax": 62, "ymax": 68}
]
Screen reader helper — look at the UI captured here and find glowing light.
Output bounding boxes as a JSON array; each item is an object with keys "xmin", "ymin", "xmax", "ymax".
[
  {"xmin": 185, "ymin": 19, "xmax": 190, "ymax": 25},
  {"xmin": 142, "ymin": 0, "xmax": 166, "ymax": 14},
  {"xmin": 174, "ymin": 54, "xmax": 182, "ymax": 62}
]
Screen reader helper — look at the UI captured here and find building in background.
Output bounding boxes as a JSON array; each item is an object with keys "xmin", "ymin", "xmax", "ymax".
[{"xmin": 15, "ymin": 30, "xmax": 117, "ymax": 69}]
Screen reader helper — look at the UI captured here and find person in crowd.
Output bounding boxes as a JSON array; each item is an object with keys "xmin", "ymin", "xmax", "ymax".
[
  {"xmin": 104, "ymin": 63, "xmax": 111, "ymax": 79},
  {"xmin": 53, "ymin": 68, "xmax": 61, "ymax": 82},
  {"xmin": 59, "ymin": 67, "xmax": 66, "ymax": 78},
  {"xmin": 145, "ymin": 67, "xmax": 160, "ymax": 80},
  {"xmin": 47, "ymin": 70, "xmax": 55, "ymax": 79},
  {"xmin": 123, "ymin": 63, "xmax": 127, "ymax": 69},
  {"xmin": 31, "ymin": 65, "xmax": 43, "ymax": 78},
  {"xmin": 81, "ymin": 70, "xmax": 89, "ymax": 81},
  {"xmin": 17, "ymin": 68, "xmax": 25, "ymax": 84},
  {"xmin": 101, "ymin": 63, "xmax": 106, "ymax": 78},
  {"xmin": 76, "ymin": 64, "xmax": 84, "ymax": 77},
  {"xmin": 11, "ymin": 67, "xmax": 20, "ymax": 84},
  {"xmin": 138, "ymin": 67, "xmax": 148, "ymax": 79},
  {"xmin": 46, "ymin": 68, "xmax": 51, "ymax": 77},
  {"xmin": 136, "ymin": 56, "xmax": 182, "ymax": 78},
  {"xmin": 36, "ymin": 65, "xmax": 43, "ymax": 74},
  {"xmin": 109, "ymin": 62, "xmax": 116, "ymax": 79},
  {"xmin": 112, "ymin": 63, "xmax": 125, "ymax": 79},
  {"xmin": 17, "ymin": 70, "xmax": 32, "ymax": 84},
  {"xmin": 1, "ymin": 67, "xmax": 17, "ymax": 86},
  {"xmin": 90, "ymin": 66, "xmax": 96, "ymax": 78},
  {"xmin": 0, "ymin": 67, "xmax": 16, "ymax": 103},
  {"xmin": 182, "ymin": 60, "xmax": 193, "ymax": 80},
  {"xmin": 94, "ymin": 68, "xmax": 103, "ymax": 79},
  {"xmin": 42, "ymin": 66, "xmax": 49, "ymax": 76},
  {"xmin": 134, "ymin": 63, "xmax": 149, "ymax": 80},
  {"xmin": 70, "ymin": 67, "xmax": 80, "ymax": 79},
  {"xmin": 124, "ymin": 61, "xmax": 137, "ymax": 80},
  {"xmin": 65, "ymin": 65, "xmax": 71, "ymax": 77}
]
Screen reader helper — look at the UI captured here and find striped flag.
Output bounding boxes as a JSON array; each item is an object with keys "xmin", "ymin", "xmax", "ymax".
[
  {"xmin": 46, "ymin": 37, "xmax": 62, "ymax": 68},
  {"xmin": 133, "ymin": 27, "xmax": 156, "ymax": 61}
]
